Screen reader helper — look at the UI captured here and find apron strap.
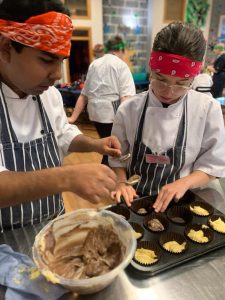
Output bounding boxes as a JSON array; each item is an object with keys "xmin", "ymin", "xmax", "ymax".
[
  {"xmin": 134, "ymin": 93, "xmax": 187, "ymax": 147},
  {"xmin": 174, "ymin": 97, "xmax": 187, "ymax": 147},
  {"xmin": 134, "ymin": 92, "xmax": 150, "ymax": 144},
  {"xmin": 128, "ymin": 93, "xmax": 149, "ymax": 174},
  {"xmin": 128, "ymin": 93, "xmax": 188, "ymax": 179},
  {"xmin": 0, "ymin": 88, "xmax": 54, "ymax": 145},
  {"xmin": 0, "ymin": 84, "xmax": 18, "ymax": 144}
]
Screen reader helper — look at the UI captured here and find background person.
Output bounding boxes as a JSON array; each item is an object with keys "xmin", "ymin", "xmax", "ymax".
[
  {"xmin": 0, "ymin": 0, "xmax": 122, "ymax": 231},
  {"xmin": 68, "ymin": 35, "xmax": 136, "ymax": 165},
  {"xmin": 191, "ymin": 72, "xmax": 213, "ymax": 96},
  {"xmin": 207, "ymin": 43, "xmax": 225, "ymax": 98},
  {"xmin": 93, "ymin": 43, "xmax": 105, "ymax": 59},
  {"xmin": 109, "ymin": 22, "xmax": 225, "ymax": 213}
]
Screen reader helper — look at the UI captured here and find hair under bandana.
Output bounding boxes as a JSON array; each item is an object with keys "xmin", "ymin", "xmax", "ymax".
[
  {"xmin": 0, "ymin": 11, "xmax": 73, "ymax": 57},
  {"xmin": 149, "ymin": 51, "xmax": 202, "ymax": 78}
]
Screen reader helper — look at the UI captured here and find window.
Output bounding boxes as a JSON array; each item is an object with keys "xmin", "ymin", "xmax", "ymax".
[
  {"xmin": 164, "ymin": 0, "xmax": 186, "ymax": 22},
  {"xmin": 63, "ymin": 0, "xmax": 91, "ymax": 19}
]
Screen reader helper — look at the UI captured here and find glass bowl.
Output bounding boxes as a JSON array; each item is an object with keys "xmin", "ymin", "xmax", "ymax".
[{"xmin": 32, "ymin": 209, "xmax": 136, "ymax": 294}]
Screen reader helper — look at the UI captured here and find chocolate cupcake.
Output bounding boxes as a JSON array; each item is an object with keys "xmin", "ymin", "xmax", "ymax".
[
  {"xmin": 107, "ymin": 205, "xmax": 130, "ymax": 220},
  {"xmin": 185, "ymin": 223, "xmax": 213, "ymax": 244},
  {"xmin": 129, "ymin": 222, "xmax": 144, "ymax": 240},
  {"xmin": 131, "ymin": 198, "xmax": 153, "ymax": 216},
  {"xmin": 159, "ymin": 232, "xmax": 188, "ymax": 254},
  {"xmin": 167, "ymin": 206, "xmax": 193, "ymax": 225},
  {"xmin": 208, "ymin": 215, "xmax": 225, "ymax": 234},
  {"xmin": 143, "ymin": 213, "xmax": 168, "ymax": 233},
  {"xmin": 133, "ymin": 240, "xmax": 161, "ymax": 266},
  {"xmin": 189, "ymin": 201, "xmax": 213, "ymax": 217}
]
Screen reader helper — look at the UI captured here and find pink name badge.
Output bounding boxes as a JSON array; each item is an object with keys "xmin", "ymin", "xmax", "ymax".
[{"xmin": 145, "ymin": 154, "xmax": 171, "ymax": 165}]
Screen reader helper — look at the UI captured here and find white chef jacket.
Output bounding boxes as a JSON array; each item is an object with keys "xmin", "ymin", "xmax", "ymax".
[
  {"xmin": 192, "ymin": 73, "xmax": 213, "ymax": 96},
  {"xmin": 109, "ymin": 88, "xmax": 225, "ymax": 178},
  {"xmin": 0, "ymin": 83, "xmax": 82, "ymax": 172},
  {"xmin": 81, "ymin": 54, "xmax": 136, "ymax": 123}
]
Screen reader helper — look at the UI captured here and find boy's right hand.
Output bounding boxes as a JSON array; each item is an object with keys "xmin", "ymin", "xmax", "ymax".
[{"xmin": 64, "ymin": 164, "xmax": 117, "ymax": 203}]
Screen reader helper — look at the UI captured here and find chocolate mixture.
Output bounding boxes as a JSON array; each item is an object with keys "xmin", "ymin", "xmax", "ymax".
[
  {"xmin": 148, "ymin": 218, "xmax": 164, "ymax": 231},
  {"xmin": 40, "ymin": 223, "xmax": 125, "ymax": 280}
]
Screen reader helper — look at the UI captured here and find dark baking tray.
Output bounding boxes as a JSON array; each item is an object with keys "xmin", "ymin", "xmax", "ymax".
[{"xmin": 107, "ymin": 190, "xmax": 225, "ymax": 277}]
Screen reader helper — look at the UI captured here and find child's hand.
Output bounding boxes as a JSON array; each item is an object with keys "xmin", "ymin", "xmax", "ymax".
[
  {"xmin": 153, "ymin": 180, "xmax": 188, "ymax": 212},
  {"xmin": 111, "ymin": 183, "xmax": 138, "ymax": 206}
]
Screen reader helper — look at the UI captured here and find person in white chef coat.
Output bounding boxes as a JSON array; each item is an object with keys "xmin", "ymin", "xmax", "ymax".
[
  {"xmin": 92, "ymin": 44, "xmax": 105, "ymax": 59},
  {"xmin": 68, "ymin": 35, "xmax": 136, "ymax": 164},
  {"xmin": 109, "ymin": 22, "xmax": 225, "ymax": 213},
  {"xmin": 0, "ymin": 0, "xmax": 122, "ymax": 231},
  {"xmin": 191, "ymin": 72, "xmax": 213, "ymax": 96}
]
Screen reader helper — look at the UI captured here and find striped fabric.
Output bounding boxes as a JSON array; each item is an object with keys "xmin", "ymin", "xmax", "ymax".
[
  {"xmin": 128, "ymin": 92, "xmax": 187, "ymax": 196},
  {"xmin": 0, "ymin": 86, "xmax": 64, "ymax": 231},
  {"xmin": 112, "ymin": 99, "xmax": 121, "ymax": 114}
]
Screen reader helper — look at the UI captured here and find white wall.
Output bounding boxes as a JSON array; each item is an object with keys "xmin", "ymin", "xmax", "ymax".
[{"xmin": 150, "ymin": 0, "xmax": 167, "ymax": 46}]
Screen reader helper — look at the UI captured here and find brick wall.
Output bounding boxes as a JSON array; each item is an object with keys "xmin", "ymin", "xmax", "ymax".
[{"xmin": 103, "ymin": 0, "xmax": 149, "ymax": 73}]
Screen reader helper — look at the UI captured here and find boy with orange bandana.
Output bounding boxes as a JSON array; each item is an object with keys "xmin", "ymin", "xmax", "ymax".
[{"xmin": 0, "ymin": 0, "xmax": 121, "ymax": 231}]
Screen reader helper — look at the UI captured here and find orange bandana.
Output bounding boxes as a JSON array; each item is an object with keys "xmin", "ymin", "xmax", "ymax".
[{"xmin": 0, "ymin": 11, "xmax": 73, "ymax": 57}]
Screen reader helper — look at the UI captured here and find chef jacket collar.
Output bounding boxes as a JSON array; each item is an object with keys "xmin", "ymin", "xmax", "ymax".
[
  {"xmin": 149, "ymin": 86, "xmax": 188, "ymax": 108},
  {"xmin": 1, "ymin": 82, "xmax": 29, "ymax": 100}
]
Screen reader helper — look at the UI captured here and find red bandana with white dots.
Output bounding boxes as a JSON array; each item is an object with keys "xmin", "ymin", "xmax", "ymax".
[{"xmin": 149, "ymin": 51, "xmax": 202, "ymax": 78}]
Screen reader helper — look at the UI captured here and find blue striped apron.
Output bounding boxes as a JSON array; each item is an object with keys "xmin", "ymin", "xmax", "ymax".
[
  {"xmin": 0, "ymin": 86, "xmax": 64, "ymax": 231},
  {"xmin": 128, "ymin": 92, "xmax": 187, "ymax": 196}
]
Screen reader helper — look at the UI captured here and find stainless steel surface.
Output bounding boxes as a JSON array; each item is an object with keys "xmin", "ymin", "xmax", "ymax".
[{"xmin": 0, "ymin": 186, "xmax": 225, "ymax": 300}]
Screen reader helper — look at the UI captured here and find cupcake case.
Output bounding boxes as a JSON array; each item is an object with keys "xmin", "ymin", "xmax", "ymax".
[{"xmin": 107, "ymin": 190, "xmax": 225, "ymax": 277}]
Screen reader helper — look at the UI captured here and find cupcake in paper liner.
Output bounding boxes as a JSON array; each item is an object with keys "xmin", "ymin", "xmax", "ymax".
[
  {"xmin": 133, "ymin": 240, "xmax": 161, "ymax": 266},
  {"xmin": 143, "ymin": 213, "xmax": 168, "ymax": 233},
  {"xmin": 129, "ymin": 222, "xmax": 144, "ymax": 240},
  {"xmin": 160, "ymin": 232, "xmax": 188, "ymax": 254},
  {"xmin": 167, "ymin": 206, "xmax": 193, "ymax": 225},
  {"xmin": 107, "ymin": 205, "xmax": 130, "ymax": 220},
  {"xmin": 131, "ymin": 198, "xmax": 153, "ymax": 216},
  {"xmin": 184, "ymin": 223, "xmax": 213, "ymax": 244},
  {"xmin": 208, "ymin": 215, "xmax": 225, "ymax": 234},
  {"xmin": 189, "ymin": 201, "xmax": 213, "ymax": 217}
]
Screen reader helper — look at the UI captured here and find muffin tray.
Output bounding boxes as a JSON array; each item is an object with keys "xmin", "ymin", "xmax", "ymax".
[{"xmin": 106, "ymin": 190, "xmax": 225, "ymax": 277}]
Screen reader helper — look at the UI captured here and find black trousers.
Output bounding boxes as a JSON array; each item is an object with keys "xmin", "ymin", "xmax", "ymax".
[
  {"xmin": 211, "ymin": 72, "xmax": 225, "ymax": 98},
  {"xmin": 93, "ymin": 122, "xmax": 113, "ymax": 165}
]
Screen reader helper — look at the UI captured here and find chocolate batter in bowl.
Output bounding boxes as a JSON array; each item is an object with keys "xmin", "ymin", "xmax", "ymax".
[{"xmin": 32, "ymin": 209, "xmax": 136, "ymax": 294}]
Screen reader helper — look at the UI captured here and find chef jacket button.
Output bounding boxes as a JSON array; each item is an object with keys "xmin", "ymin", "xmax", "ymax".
[
  {"xmin": 40, "ymin": 129, "xmax": 45, "ymax": 134},
  {"xmin": 32, "ymin": 96, "xmax": 36, "ymax": 101}
]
